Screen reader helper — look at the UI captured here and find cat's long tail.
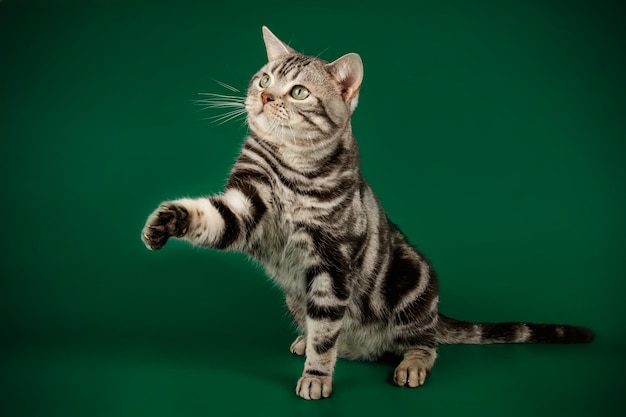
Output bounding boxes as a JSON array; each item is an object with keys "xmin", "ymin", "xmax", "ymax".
[{"xmin": 435, "ymin": 314, "xmax": 595, "ymax": 344}]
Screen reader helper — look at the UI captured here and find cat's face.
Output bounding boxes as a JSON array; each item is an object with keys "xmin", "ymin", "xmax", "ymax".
[{"xmin": 245, "ymin": 27, "xmax": 363, "ymax": 146}]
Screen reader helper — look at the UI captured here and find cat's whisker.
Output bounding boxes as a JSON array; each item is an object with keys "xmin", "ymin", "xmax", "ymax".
[
  {"xmin": 195, "ymin": 95, "xmax": 245, "ymax": 102},
  {"xmin": 197, "ymin": 92, "xmax": 246, "ymax": 101},
  {"xmin": 315, "ymin": 47, "xmax": 330, "ymax": 59},
  {"xmin": 195, "ymin": 87, "xmax": 247, "ymax": 125},
  {"xmin": 195, "ymin": 98, "xmax": 245, "ymax": 106},
  {"xmin": 216, "ymin": 115, "xmax": 246, "ymax": 126},
  {"xmin": 210, "ymin": 79, "xmax": 241, "ymax": 93},
  {"xmin": 196, "ymin": 97, "xmax": 245, "ymax": 103},
  {"xmin": 210, "ymin": 108, "xmax": 247, "ymax": 125},
  {"xmin": 209, "ymin": 107, "xmax": 246, "ymax": 118},
  {"xmin": 195, "ymin": 106, "xmax": 244, "ymax": 113},
  {"xmin": 288, "ymin": 124, "xmax": 297, "ymax": 144},
  {"xmin": 196, "ymin": 102, "xmax": 245, "ymax": 110},
  {"xmin": 284, "ymin": 109, "xmax": 298, "ymax": 144}
]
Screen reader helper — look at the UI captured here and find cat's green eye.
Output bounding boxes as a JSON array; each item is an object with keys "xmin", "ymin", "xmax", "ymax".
[
  {"xmin": 291, "ymin": 85, "xmax": 310, "ymax": 100},
  {"xmin": 259, "ymin": 74, "xmax": 271, "ymax": 88}
]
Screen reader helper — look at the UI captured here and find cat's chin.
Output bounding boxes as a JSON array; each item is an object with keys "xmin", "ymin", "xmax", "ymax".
[
  {"xmin": 248, "ymin": 117, "xmax": 301, "ymax": 145},
  {"xmin": 247, "ymin": 117, "xmax": 274, "ymax": 139}
]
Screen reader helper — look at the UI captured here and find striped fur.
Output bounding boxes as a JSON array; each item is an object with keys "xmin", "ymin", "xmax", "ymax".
[{"xmin": 141, "ymin": 27, "xmax": 594, "ymax": 400}]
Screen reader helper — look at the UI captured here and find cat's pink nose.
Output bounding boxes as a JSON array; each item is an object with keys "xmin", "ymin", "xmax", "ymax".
[{"xmin": 261, "ymin": 93, "xmax": 274, "ymax": 104}]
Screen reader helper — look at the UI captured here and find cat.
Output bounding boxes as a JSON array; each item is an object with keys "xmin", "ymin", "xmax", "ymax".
[{"xmin": 141, "ymin": 26, "xmax": 594, "ymax": 400}]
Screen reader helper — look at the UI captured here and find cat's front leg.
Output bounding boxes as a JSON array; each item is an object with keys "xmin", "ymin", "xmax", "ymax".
[
  {"xmin": 296, "ymin": 317, "xmax": 343, "ymax": 400},
  {"xmin": 142, "ymin": 187, "xmax": 267, "ymax": 251},
  {"xmin": 142, "ymin": 198, "xmax": 227, "ymax": 250},
  {"xmin": 295, "ymin": 272, "xmax": 348, "ymax": 400}
]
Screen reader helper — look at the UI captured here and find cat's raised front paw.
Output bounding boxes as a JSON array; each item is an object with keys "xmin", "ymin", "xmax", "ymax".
[
  {"xmin": 296, "ymin": 375, "xmax": 333, "ymax": 400},
  {"xmin": 141, "ymin": 203, "xmax": 190, "ymax": 250},
  {"xmin": 290, "ymin": 335, "xmax": 306, "ymax": 356}
]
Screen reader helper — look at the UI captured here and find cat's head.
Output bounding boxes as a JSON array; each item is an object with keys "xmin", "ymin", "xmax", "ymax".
[{"xmin": 245, "ymin": 26, "xmax": 363, "ymax": 146}]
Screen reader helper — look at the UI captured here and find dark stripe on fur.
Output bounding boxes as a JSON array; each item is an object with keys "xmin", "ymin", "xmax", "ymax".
[
  {"xmin": 250, "ymin": 138, "xmax": 306, "ymax": 180},
  {"xmin": 305, "ymin": 369, "xmax": 330, "ymax": 377},
  {"xmin": 277, "ymin": 55, "xmax": 299, "ymax": 76},
  {"xmin": 211, "ymin": 200, "xmax": 240, "ymax": 249},
  {"xmin": 353, "ymin": 291, "xmax": 377, "ymax": 324},
  {"xmin": 303, "ymin": 231, "xmax": 351, "ymax": 300},
  {"xmin": 299, "ymin": 106, "xmax": 338, "ymax": 131},
  {"xmin": 383, "ymin": 245, "xmax": 425, "ymax": 310},
  {"xmin": 393, "ymin": 283, "xmax": 438, "ymax": 326},
  {"xmin": 312, "ymin": 143, "xmax": 350, "ymax": 178},
  {"xmin": 228, "ymin": 165, "xmax": 272, "ymax": 189},
  {"xmin": 222, "ymin": 182, "xmax": 267, "ymax": 241},
  {"xmin": 306, "ymin": 300, "xmax": 346, "ymax": 321},
  {"xmin": 244, "ymin": 139, "xmax": 296, "ymax": 186},
  {"xmin": 248, "ymin": 134, "xmax": 350, "ymax": 181},
  {"xmin": 240, "ymin": 182, "xmax": 267, "ymax": 226},
  {"xmin": 313, "ymin": 331, "xmax": 341, "ymax": 355},
  {"xmin": 268, "ymin": 61, "xmax": 279, "ymax": 74},
  {"xmin": 298, "ymin": 178, "xmax": 354, "ymax": 202},
  {"xmin": 481, "ymin": 322, "xmax": 526, "ymax": 342},
  {"xmin": 278, "ymin": 55, "xmax": 313, "ymax": 79},
  {"xmin": 297, "ymin": 110, "xmax": 326, "ymax": 134}
]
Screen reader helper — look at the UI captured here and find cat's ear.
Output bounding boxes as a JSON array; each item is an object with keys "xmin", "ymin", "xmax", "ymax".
[
  {"xmin": 326, "ymin": 53, "xmax": 363, "ymax": 110},
  {"xmin": 262, "ymin": 26, "xmax": 296, "ymax": 61}
]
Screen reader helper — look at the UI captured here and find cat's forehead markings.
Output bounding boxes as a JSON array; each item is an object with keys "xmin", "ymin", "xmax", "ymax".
[
  {"xmin": 268, "ymin": 55, "xmax": 316, "ymax": 81},
  {"xmin": 275, "ymin": 55, "xmax": 300, "ymax": 76}
]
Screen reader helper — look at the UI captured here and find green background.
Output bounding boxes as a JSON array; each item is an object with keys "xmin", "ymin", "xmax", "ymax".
[{"xmin": 1, "ymin": 0, "xmax": 624, "ymax": 416}]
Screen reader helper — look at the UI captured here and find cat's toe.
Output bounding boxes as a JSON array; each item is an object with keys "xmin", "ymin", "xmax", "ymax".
[
  {"xmin": 290, "ymin": 335, "xmax": 306, "ymax": 356},
  {"xmin": 142, "ymin": 225, "xmax": 168, "ymax": 250},
  {"xmin": 296, "ymin": 376, "xmax": 332, "ymax": 400},
  {"xmin": 142, "ymin": 203, "xmax": 190, "ymax": 250}
]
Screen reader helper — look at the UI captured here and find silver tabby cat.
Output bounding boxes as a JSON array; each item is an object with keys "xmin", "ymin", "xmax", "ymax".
[{"xmin": 142, "ymin": 27, "xmax": 594, "ymax": 400}]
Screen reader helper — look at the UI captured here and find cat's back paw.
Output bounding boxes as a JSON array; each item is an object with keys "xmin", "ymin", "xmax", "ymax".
[
  {"xmin": 290, "ymin": 335, "xmax": 306, "ymax": 356},
  {"xmin": 393, "ymin": 357, "xmax": 430, "ymax": 388}
]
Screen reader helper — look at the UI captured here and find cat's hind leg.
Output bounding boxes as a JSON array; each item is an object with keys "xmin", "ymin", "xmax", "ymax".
[
  {"xmin": 393, "ymin": 346, "xmax": 437, "ymax": 387},
  {"xmin": 390, "ymin": 314, "xmax": 438, "ymax": 387},
  {"xmin": 290, "ymin": 335, "xmax": 306, "ymax": 356},
  {"xmin": 384, "ymin": 243, "xmax": 440, "ymax": 387}
]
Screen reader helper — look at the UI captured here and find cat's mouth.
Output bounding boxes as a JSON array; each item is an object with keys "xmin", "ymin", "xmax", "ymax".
[
  {"xmin": 246, "ymin": 99, "xmax": 303, "ymax": 143},
  {"xmin": 255, "ymin": 103, "xmax": 291, "ymax": 124}
]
